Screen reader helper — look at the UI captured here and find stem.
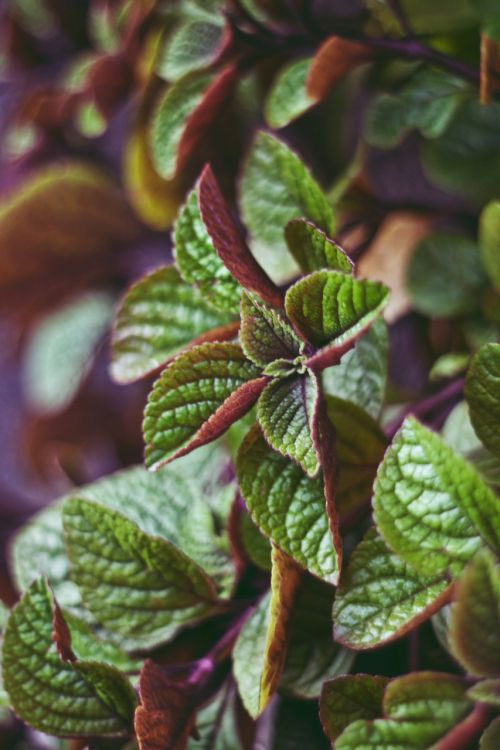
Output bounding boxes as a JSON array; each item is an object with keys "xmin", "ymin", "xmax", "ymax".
[
  {"xmin": 433, "ymin": 703, "xmax": 491, "ymax": 750},
  {"xmin": 386, "ymin": 378, "xmax": 464, "ymax": 439}
]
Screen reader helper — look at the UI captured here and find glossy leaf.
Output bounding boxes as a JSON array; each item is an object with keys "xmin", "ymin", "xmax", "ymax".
[
  {"xmin": 237, "ymin": 425, "xmax": 339, "ymax": 583},
  {"xmin": 143, "ymin": 342, "xmax": 264, "ymax": 470},
  {"xmin": 333, "ymin": 528, "xmax": 450, "ymax": 649},
  {"xmin": 284, "ymin": 218, "xmax": 353, "ymax": 275},
  {"xmin": 373, "ymin": 417, "xmax": 500, "ymax": 579},
  {"xmin": 465, "ymin": 343, "xmax": 500, "ymax": 459},
  {"xmin": 450, "ymin": 549, "xmax": 500, "ymax": 677},
  {"xmin": 240, "ymin": 291, "xmax": 302, "ymax": 367},
  {"xmin": 174, "ymin": 185, "xmax": 241, "ymax": 314},
  {"xmin": 257, "ymin": 372, "xmax": 321, "ymax": 477},
  {"xmin": 264, "ymin": 57, "xmax": 315, "ymax": 129},
  {"xmin": 2, "ymin": 579, "xmax": 136, "ymax": 738},
  {"xmin": 480, "ymin": 200, "xmax": 500, "ymax": 289},
  {"xmin": 240, "ymin": 131, "xmax": 335, "ymax": 285},
  {"xmin": 157, "ymin": 20, "xmax": 224, "ymax": 82},
  {"xmin": 111, "ymin": 266, "xmax": 235, "ymax": 383},
  {"xmin": 320, "ymin": 675, "xmax": 389, "ymax": 742}
]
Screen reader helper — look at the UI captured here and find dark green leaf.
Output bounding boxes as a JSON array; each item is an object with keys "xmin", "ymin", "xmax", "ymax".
[
  {"xmin": 465, "ymin": 343, "xmax": 500, "ymax": 459},
  {"xmin": 320, "ymin": 675, "xmax": 389, "ymax": 742},
  {"xmin": 480, "ymin": 200, "xmax": 500, "ymax": 290},
  {"xmin": 239, "ymin": 511, "xmax": 272, "ymax": 571},
  {"xmin": 240, "ymin": 291, "xmax": 303, "ymax": 367},
  {"xmin": 284, "ymin": 218, "xmax": 353, "ymax": 275},
  {"xmin": 264, "ymin": 57, "xmax": 315, "ymax": 129},
  {"xmin": 480, "ymin": 717, "xmax": 500, "ymax": 750},
  {"xmin": 189, "ymin": 683, "xmax": 240, "ymax": 749}
]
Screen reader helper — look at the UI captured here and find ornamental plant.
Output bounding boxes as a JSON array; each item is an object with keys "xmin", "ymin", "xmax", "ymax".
[{"xmin": 1, "ymin": 1, "xmax": 500, "ymax": 750}]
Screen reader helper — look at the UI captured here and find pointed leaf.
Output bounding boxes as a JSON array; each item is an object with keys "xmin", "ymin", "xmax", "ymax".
[
  {"xmin": 450, "ymin": 549, "xmax": 500, "ymax": 678},
  {"xmin": 257, "ymin": 372, "xmax": 321, "ymax": 477},
  {"xmin": 373, "ymin": 417, "xmax": 500, "ymax": 579},
  {"xmin": 240, "ymin": 131, "xmax": 335, "ymax": 285},
  {"xmin": 157, "ymin": 20, "xmax": 224, "ymax": 82},
  {"xmin": 143, "ymin": 342, "xmax": 265, "ymax": 470},
  {"xmin": 320, "ymin": 675, "xmax": 389, "ymax": 742},
  {"xmin": 237, "ymin": 425, "xmax": 339, "ymax": 583},
  {"xmin": 240, "ymin": 291, "xmax": 303, "ymax": 366},
  {"xmin": 333, "ymin": 529, "xmax": 451, "ymax": 649},
  {"xmin": 233, "ymin": 546, "xmax": 301, "ymax": 718},
  {"xmin": 480, "ymin": 200, "xmax": 500, "ymax": 289},
  {"xmin": 285, "ymin": 218, "xmax": 353, "ymax": 275},
  {"xmin": 481, "ymin": 717, "xmax": 500, "ymax": 750},
  {"xmin": 111, "ymin": 266, "xmax": 236, "ymax": 383},
  {"xmin": 174, "ymin": 185, "xmax": 241, "ymax": 314},
  {"xmin": 285, "ymin": 270, "xmax": 389, "ymax": 370},
  {"xmin": 198, "ymin": 164, "xmax": 283, "ymax": 308},
  {"xmin": 2, "ymin": 579, "xmax": 136, "ymax": 738},
  {"xmin": 264, "ymin": 57, "xmax": 315, "ymax": 129},
  {"xmin": 465, "ymin": 343, "xmax": 500, "ymax": 460}
]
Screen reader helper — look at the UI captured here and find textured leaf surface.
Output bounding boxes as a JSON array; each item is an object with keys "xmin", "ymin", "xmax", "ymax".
[
  {"xmin": 335, "ymin": 673, "xmax": 472, "ymax": 750},
  {"xmin": 480, "ymin": 200, "xmax": 500, "ymax": 289},
  {"xmin": 2, "ymin": 579, "xmax": 136, "ymax": 738},
  {"xmin": 285, "ymin": 219, "xmax": 353, "ymax": 275},
  {"xmin": 323, "ymin": 319, "xmax": 388, "ymax": 420},
  {"xmin": 373, "ymin": 417, "xmax": 500, "ymax": 579},
  {"xmin": 408, "ymin": 232, "xmax": 486, "ymax": 318},
  {"xmin": 240, "ymin": 291, "xmax": 302, "ymax": 367},
  {"xmin": 465, "ymin": 343, "xmax": 500, "ymax": 460},
  {"xmin": 233, "ymin": 547, "xmax": 301, "ymax": 718},
  {"xmin": 143, "ymin": 342, "xmax": 264, "ymax": 469},
  {"xmin": 237, "ymin": 425, "xmax": 339, "ymax": 582},
  {"xmin": 257, "ymin": 373, "xmax": 320, "ymax": 477},
  {"xmin": 174, "ymin": 185, "xmax": 241, "ymax": 314},
  {"xmin": 333, "ymin": 529, "xmax": 450, "ymax": 649},
  {"xmin": 285, "ymin": 270, "xmax": 389, "ymax": 368},
  {"xmin": 320, "ymin": 675, "xmax": 389, "ymax": 742},
  {"xmin": 157, "ymin": 20, "xmax": 224, "ymax": 81},
  {"xmin": 450, "ymin": 549, "xmax": 500, "ymax": 677},
  {"xmin": 240, "ymin": 132, "xmax": 334, "ymax": 284},
  {"xmin": 264, "ymin": 57, "xmax": 315, "ymax": 129},
  {"xmin": 63, "ymin": 499, "xmax": 218, "ymax": 650},
  {"xmin": 111, "ymin": 266, "xmax": 234, "ymax": 383}
]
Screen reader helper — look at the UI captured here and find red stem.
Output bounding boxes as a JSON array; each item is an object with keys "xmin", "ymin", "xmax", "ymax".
[
  {"xmin": 386, "ymin": 378, "xmax": 464, "ymax": 439},
  {"xmin": 433, "ymin": 703, "xmax": 491, "ymax": 750}
]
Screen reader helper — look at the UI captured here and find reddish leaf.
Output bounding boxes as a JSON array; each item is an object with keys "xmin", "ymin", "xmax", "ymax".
[
  {"xmin": 52, "ymin": 598, "xmax": 76, "ymax": 664},
  {"xmin": 198, "ymin": 165, "xmax": 284, "ymax": 308},
  {"xmin": 307, "ymin": 36, "xmax": 373, "ymax": 101}
]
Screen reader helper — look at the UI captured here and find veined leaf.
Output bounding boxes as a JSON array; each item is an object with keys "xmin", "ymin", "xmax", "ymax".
[
  {"xmin": 237, "ymin": 425, "xmax": 339, "ymax": 583},
  {"xmin": 240, "ymin": 291, "xmax": 303, "ymax": 367},
  {"xmin": 240, "ymin": 131, "xmax": 334, "ymax": 285},
  {"xmin": 480, "ymin": 200, "xmax": 500, "ymax": 290},
  {"xmin": 320, "ymin": 675, "xmax": 389, "ymax": 742},
  {"xmin": 157, "ymin": 20, "xmax": 224, "ymax": 82},
  {"xmin": 284, "ymin": 218, "xmax": 353, "ymax": 275},
  {"xmin": 63, "ymin": 499, "xmax": 219, "ymax": 650},
  {"xmin": 174, "ymin": 185, "xmax": 241, "ymax": 314},
  {"xmin": 333, "ymin": 529, "xmax": 451, "ymax": 649},
  {"xmin": 233, "ymin": 546, "xmax": 301, "ymax": 718},
  {"xmin": 465, "ymin": 343, "xmax": 500, "ymax": 460},
  {"xmin": 264, "ymin": 57, "xmax": 315, "ymax": 129},
  {"xmin": 111, "ymin": 266, "xmax": 236, "ymax": 383},
  {"xmin": 143, "ymin": 342, "xmax": 265, "ymax": 470},
  {"xmin": 373, "ymin": 417, "xmax": 500, "ymax": 579},
  {"xmin": 285, "ymin": 270, "xmax": 389, "ymax": 370},
  {"xmin": 2, "ymin": 579, "xmax": 136, "ymax": 738},
  {"xmin": 323, "ymin": 319, "xmax": 388, "ymax": 420},
  {"xmin": 257, "ymin": 372, "xmax": 321, "ymax": 477},
  {"xmin": 449, "ymin": 549, "xmax": 500, "ymax": 677}
]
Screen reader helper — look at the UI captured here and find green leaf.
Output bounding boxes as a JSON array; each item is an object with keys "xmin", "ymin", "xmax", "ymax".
[
  {"xmin": 233, "ymin": 547, "xmax": 301, "ymax": 718},
  {"xmin": 62, "ymin": 498, "xmax": 219, "ymax": 650},
  {"xmin": 237, "ymin": 425, "xmax": 339, "ymax": 583},
  {"xmin": 442, "ymin": 401, "xmax": 500, "ymax": 487},
  {"xmin": 240, "ymin": 131, "xmax": 335, "ymax": 285},
  {"xmin": 240, "ymin": 291, "xmax": 303, "ymax": 367},
  {"xmin": 320, "ymin": 675, "xmax": 389, "ymax": 742},
  {"xmin": 257, "ymin": 373, "xmax": 321, "ymax": 477},
  {"xmin": 480, "ymin": 200, "xmax": 500, "ymax": 290},
  {"xmin": 481, "ymin": 717, "xmax": 500, "ymax": 750},
  {"xmin": 408, "ymin": 232, "xmax": 487, "ymax": 318},
  {"xmin": 285, "ymin": 270, "xmax": 389, "ymax": 364},
  {"xmin": 281, "ymin": 575, "xmax": 355, "ymax": 700},
  {"xmin": 143, "ymin": 342, "xmax": 264, "ymax": 470},
  {"xmin": 335, "ymin": 672, "xmax": 472, "ymax": 750},
  {"xmin": 333, "ymin": 528, "xmax": 450, "ymax": 649},
  {"xmin": 239, "ymin": 511, "xmax": 272, "ymax": 571},
  {"xmin": 468, "ymin": 678, "xmax": 500, "ymax": 705},
  {"xmin": 284, "ymin": 218, "xmax": 353, "ymax": 275},
  {"xmin": 2, "ymin": 579, "xmax": 136, "ymax": 737},
  {"xmin": 450, "ymin": 549, "xmax": 500, "ymax": 677},
  {"xmin": 365, "ymin": 68, "xmax": 469, "ymax": 149},
  {"xmin": 430, "ymin": 352, "xmax": 469, "ymax": 381},
  {"xmin": 188, "ymin": 683, "xmax": 240, "ymax": 749},
  {"xmin": 465, "ymin": 343, "xmax": 500, "ymax": 460},
  {"xmin": 157, "ymin": 21, "xmax": 224, "ymax": 82},
  {"xmin": 61, "ymin": 611, "xmax": 138, "ymax": 673},
  {"xmin": 174, "ymin": 185, "xmax": 242, "ymax": 314},
  {"xmin": 468, "ymin": 0, "xmax": 500, "ymax": 39},
  {"xmin": 322, "ymin": 319, "xmax": 388, "ymax": 420},
  {"xmin": 111, "ymin": 266, "xmax": 235, "ymax": 383},
  {"xmin": 23, "ymin": 291, "xmax": 113, "ymax": 414},
  {"xmin": 373, "ymin": 417, "xmax": 500, "ymax": 579},
  {"xmin": 366, "ymin": 0, "xmax": 478, "ymax": 34},
  {"xmin": 264, "ymin": 57, "xmax": 315, "ymax": 129},
  {"xmin": 423, "ymin": 99, "xmax": 500, "ymax": 205}
]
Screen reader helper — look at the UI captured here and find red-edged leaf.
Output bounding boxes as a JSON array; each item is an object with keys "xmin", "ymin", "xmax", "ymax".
[
  {"xmin": 198, "ymin": 165, "xmax": 284, "ymax": 308},
  {"xmin": 307, "ymin": 36, "xmax": 373, "ymax": 101}
]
